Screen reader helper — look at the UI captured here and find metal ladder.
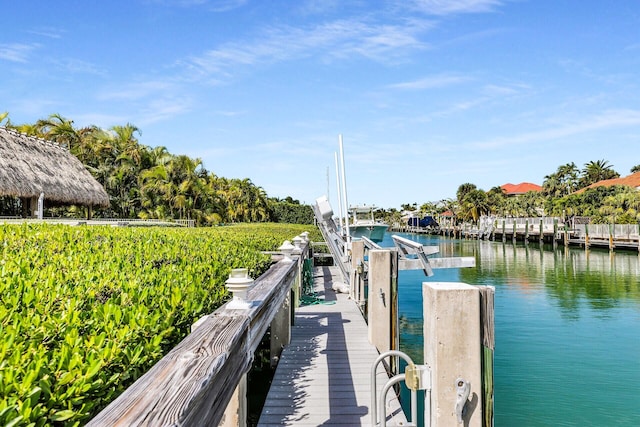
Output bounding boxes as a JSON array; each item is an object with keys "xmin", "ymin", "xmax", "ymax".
[{"xmin": 371, "ymin": 350, "xmax": 432, "ymax": 427}]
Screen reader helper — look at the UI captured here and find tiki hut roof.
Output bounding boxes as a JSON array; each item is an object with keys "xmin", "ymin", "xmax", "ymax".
[{"xmin": 0, "ymin": 126, "xmax": 110, "ymax": 207}]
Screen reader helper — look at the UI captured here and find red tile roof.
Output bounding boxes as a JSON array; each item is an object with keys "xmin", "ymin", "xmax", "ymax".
[
  {"xmin": 501, "ymin": 182, "xmax": 542, "ymax": 195},
  {"xmin": 581, "ymin": 171, "xmax": 640, "ymax": 191}
]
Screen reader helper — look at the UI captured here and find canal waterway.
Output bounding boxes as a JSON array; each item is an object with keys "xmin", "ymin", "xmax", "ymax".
[{"xmin": 380, "ymin": 232, "xmax": 640, "ymax": 426}]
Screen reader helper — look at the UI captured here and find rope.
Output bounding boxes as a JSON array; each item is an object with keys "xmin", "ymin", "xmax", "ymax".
[{"xmin": 300, "ymin": 259, "xmax": 336, "ymax": 306}]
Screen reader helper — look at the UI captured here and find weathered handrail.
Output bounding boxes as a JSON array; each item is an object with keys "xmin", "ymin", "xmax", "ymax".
[{"xmin": 88, "ymin": 243, "xmax": 307, "ymax": 426}]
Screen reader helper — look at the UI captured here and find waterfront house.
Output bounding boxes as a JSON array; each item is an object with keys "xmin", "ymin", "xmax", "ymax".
[
  {"xmin": 500, "ymin": 182, "xmax": 542, "ymax": 196},
  {"xmin": 579, "ymin": 171, "xmax": 640, "ymax": 192}
]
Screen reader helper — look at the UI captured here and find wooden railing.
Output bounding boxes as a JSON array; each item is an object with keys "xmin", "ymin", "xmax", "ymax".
[{"xmin": 87, "ymin": 240, "xmax": 309, "ymax": 426}]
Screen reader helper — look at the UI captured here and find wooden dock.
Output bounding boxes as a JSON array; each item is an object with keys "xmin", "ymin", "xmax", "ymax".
[{"xmin": 258, "ymin": 265, "xmax": 407, "ymax": 426}]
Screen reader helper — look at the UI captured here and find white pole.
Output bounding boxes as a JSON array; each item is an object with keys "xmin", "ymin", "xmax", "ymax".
[
  {"xmin": 339, "ymin": 134, "xmax": 350, "ymax": 240},
  {"xmin": 334, "ymin": 152, "xmax": 344, "ymax": 232},
  {"xmin": 37, "ymin": 192, "xmax": 44, "ymax": 220}
]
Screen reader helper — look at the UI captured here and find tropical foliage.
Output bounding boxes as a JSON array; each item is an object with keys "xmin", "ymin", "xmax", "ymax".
[
  {"xmin": 0, "ymin": 222, "xmax": 317, "ymax": 426},
  {"xmin": 1, "ymin": 113, "xmax": 313, "ymax": 225},
  {"xmin": 388, "ymin": 159, "xmax": 640, "ymax": 225}
]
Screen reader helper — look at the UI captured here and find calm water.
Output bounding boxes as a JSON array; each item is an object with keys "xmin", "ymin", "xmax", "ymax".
[{"xmin": 379, "ymin": 233, "xmax": 640, "ymax": 427}]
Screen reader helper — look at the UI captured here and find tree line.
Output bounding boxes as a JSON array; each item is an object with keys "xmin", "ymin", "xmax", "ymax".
[
  {"xmin": 0, "ymin": 112, "xmax": 313, "ymax": 225},
  {"xmin": 382, "ymin": 160, "xmax": 640, "ymax": 226}
]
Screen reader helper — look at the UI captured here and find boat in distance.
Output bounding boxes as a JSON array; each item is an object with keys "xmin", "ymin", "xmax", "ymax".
[{"xmin": 347, "ymin": 205, "xmax": 388, "ymax": 243}]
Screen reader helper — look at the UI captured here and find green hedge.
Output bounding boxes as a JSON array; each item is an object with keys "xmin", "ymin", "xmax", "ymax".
[{"xmin": 0, "ymin": 223, "xmax": 315, "ymax": 426}]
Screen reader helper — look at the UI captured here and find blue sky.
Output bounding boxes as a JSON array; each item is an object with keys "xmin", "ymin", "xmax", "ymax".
[{"xmin": 2, "ymin": 1, "xmax": 639, "ymax": 209}]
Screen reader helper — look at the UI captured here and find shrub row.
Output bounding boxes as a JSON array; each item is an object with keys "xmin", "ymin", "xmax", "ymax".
[{"xmin": 0, "ymin": 223, "xmax": 315, "ymax": 426}]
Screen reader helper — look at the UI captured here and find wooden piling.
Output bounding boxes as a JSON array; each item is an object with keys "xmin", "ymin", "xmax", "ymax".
[
  {"xmin": 368, "ymin": 249, "xmax": 399, "ymax": 357},
  {"xmin": 585, "ymin": 224, "xmax": 590, "ymax": 249},
  {"xmin": 539, "ymin": 219, "xmax": 543, "ymax": 244},
  {"xmin": 609, "ymin": 223, "xmax": 615, "ymax": 250},
  {"xmin": 423, "ymin": 282, "xmax": 482, "ymax": 427}
]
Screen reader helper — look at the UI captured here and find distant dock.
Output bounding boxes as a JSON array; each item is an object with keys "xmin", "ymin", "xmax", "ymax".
[{"xmin": 395, "ymin": 217, "xmax": 640, "ymax": 252}]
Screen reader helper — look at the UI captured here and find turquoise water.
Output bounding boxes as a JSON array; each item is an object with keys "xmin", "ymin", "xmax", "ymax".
[{"xmin": 380, "ymin": 233, "xmax": 640, "ymax": 426}]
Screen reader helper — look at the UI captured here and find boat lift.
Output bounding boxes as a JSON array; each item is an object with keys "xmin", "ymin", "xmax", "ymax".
[{"xmin": 391, "ymin": 234, "xmax": 476, "ymax": 277}]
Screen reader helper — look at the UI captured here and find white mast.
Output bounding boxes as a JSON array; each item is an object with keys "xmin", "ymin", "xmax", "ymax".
[
  {"xmin": 339, "ymin": 134, "xmax": 350, "ymax": 240},
  {"xmin": 334, "ymin": 152, "xmax": 344, "ymax": 232}
]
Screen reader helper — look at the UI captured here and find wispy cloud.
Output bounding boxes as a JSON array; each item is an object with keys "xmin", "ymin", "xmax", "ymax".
[
  {"xmin": 148, "ymin": 0, "xmax": 247, "ymax": 11},
  {"xmin": 9, "ymin": 98, "xmax": 59, "ymax": 118},
  {"xmin": 206, "ymin": 0, "xmax": 248, "ymax": 12},
  {"xmin": 388, "ymin": 73, "xmax": 472, "ymax": 90},
  {"xmin": 408, "ymin": 0, "xmax": 504, "ymax": 16},
  {"xmin": 72, "ymin": 113, "xmax": 130, "ymax": 128},
  {"xmin": 212, "ymin": 110, "xmax": 247, "ymax": 117},
  {"xmin": 137, "ymin": 97, "xmax": 193, "ymax": 125},
  {"xmin": 26, "ymin": 27, "xmax": 65, "ymax": 39},
  {"xmin": 473, "ymin": 109, "xmax": 640, "ymax": 149},
  {"xmin": 481, "ymin": 83, "xmax": 523, "ymax": 96},
  {"xmin": 180, "ymin": 17, "xmax": 432, "ymax": 80},
  {"xmin": 296, "ymin": 0, "xmax": 342, "ymax": 16},
  {"xmin": 97, "ymin": 80, "xmax": 178, "ymax": 101},
  {"xmin": 51, "ymin": 58, "xmax": 106, "ymax": 76},
  {"xmin": 0, "ymin": 43, "xmax": 39, "ymax": 63}
]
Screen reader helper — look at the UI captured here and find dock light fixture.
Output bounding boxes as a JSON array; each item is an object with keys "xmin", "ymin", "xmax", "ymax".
[
  {"xmin": 225, "ymin": 268, "xmax": 254, "ymax": 309},
  {"xmin": 278, "ymin": 240, "xmax": 295, "ymax": 262}
]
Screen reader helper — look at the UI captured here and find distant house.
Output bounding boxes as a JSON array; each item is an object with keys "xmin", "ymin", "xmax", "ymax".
[
  {"xmin": 500, "ymin": 182, "xmax": 542, "ymax": 196},
  {"xmin": 579, "ymin": 172, "xmax": 640, "ymax": 192},
  {"xmin": 0, "ymin": 126, "xmax": 110, "ymax": 218}
]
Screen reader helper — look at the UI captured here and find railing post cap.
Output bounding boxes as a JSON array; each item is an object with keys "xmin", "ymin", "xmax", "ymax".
[
  {"xmin": 225, "ymin": 268, "xmax": 254, "ymax": 309},
  {"xmin": 278, "ymin": 240, "xmax": 295, "ymax": 262},
  {"xmin": 292, "ymin": 236, "xmax": 304, "ymax": 253}
]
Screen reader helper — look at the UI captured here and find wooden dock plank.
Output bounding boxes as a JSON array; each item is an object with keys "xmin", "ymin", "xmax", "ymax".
[{"xmin": 258, "ymin": 266, "xmax": 407, "ymax": 426}]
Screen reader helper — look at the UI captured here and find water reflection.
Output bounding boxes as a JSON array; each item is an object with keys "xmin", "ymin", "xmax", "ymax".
[
  {"xmin": 457, "ymin": 241, "xmax": 640, "ymax": 318},
  {"xmin": 382, "ymin": 233, "xmax": 640, "ymax": 426}
]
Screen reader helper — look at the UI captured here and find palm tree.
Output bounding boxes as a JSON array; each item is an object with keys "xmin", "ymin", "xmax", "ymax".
[
  {"xmin": 460, "ymin": 189, "xmax": 489, "ymax": 223},
  {"xmin": 36, "ymin": 113, "xmax": 80, "ymax": 149},
  {"xmin": 581, "ymin": 160, "xmax": 619, "ymax": 187},
  {"xmin": 456, "ymin": 183, "xmax": 477, "ymax": 204}
]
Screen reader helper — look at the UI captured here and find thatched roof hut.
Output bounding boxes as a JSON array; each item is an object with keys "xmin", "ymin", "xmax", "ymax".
[{"xmin": 0, "ymin": 126, "xmax": 110, "ymax": 212}]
